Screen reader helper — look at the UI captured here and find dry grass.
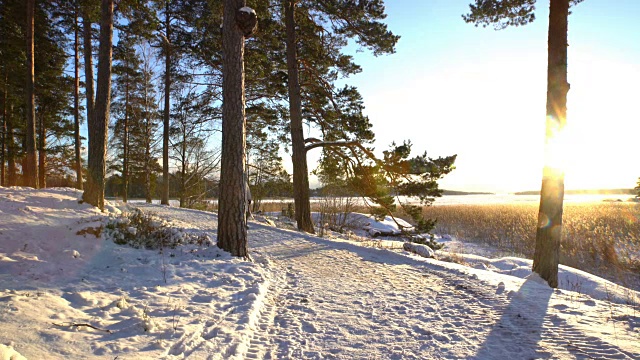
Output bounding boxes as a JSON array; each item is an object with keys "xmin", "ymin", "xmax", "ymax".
[
  {"xmin": 424, "ymin": 202, "xmax": 640, "ymax": 282},
  {"xmin": 205, "ymin": 196, "xmax": 640, "ymax": 283}
]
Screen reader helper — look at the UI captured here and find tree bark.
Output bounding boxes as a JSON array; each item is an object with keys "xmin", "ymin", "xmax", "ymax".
[
  {"xmin": 145, "ymin": 138, "xmax": 151, "ymax": 203},
  {"xmin": 6, "ymin": 102, "xmax": 16, "ymax": 186},
  {"xmin": 1, "ymin": 70, "xmax": 6, "ymax": 186},
  {"xmin": 82, "ymin": 11, "xmax": 95, "ymax": 165},
  {"xmin": 38, "ymin": 112, "xmax": 45, "ymax": 187},
  {"xmin": 284, "ymin": 1, "xmax": 314, "ymax": 233},
  {"xmin": 217, "ymin": 0, "xmax": 250, "ymax": 257},
  {"xmin": 24, "ymin": 0, "xmax": 38, "ymax": 188},
  {"xmin": 532, "ymin": 0, "xmax": 570, "ymax": 289},
  {"xmin": 161, "ymin": 0, "xmax": 171, "ymax": 205},
  {"xmin": 83, "ymin": 0, "xmax": 113, "ymax": 210},
  {"xmin": 123, "ymin": 75, "xmax": 129, "ymax": 203},
  {"xmin": 74, "ymin": 8, "xmax": 83, "ymax": 190}
]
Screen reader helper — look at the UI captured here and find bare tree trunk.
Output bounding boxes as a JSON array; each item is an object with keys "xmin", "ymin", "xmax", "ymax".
[
  {"xmin": 83, "ymin": 0, "xmax": 113, "ymax": 210},
  {"xmin": 217, "ymin": 0, "xmax": 250, "ymax": 257},
  {"xmin": 123, "ymin": 78, "xmax": 129, "ymax": 203},
  {"xmin": 6, "ymin": 102, "xmax": 16, "ymax": 186},
  {"xmin": 82, "ymin": 9, "xmax": 95, "ymax": 171},
  {"xmin": 24, "ymin": 0, "xmax": 38, "ymax": 188},
  {"xmin": 143, "ymin": 67, "xmax": 152, "ymax": 204},
  {"xmin": 145, "ymin": 141, "xmax": 151, "ymax": 203},
  {"xmin": 284, "ymin": 1, "xmax": 314, "ymax": 233},
  {"xmin": 74, "ymin": 8, "xmax": 83, "ymax": 190},
  {"xmin": 180, "ymin": 135, "xmax": 186, "ymax": 207},
  {"xmin": 38, "ymin": 112, "xmax": 45, "ymax": 187},
  {"xmin": 161, "ymin": 0, "xmax": 171, "ymax": 205},
  {"xmin": 532, "ymin": 0, "xmax": 570, "ymax": 289},
  {"xmin": 1, "ymin": 70, "xmax": 6, "ymax": 186},
  {"xmin": 82, "ymin": 13, "xmax": 95, "ymax": 125}
]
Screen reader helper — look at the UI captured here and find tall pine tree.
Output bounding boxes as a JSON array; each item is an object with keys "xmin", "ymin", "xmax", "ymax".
[
  {"xmin": 464, "ymin": 0, "xmax": 584, "ymax": 288},
  {"xmin": 83, "ymin": 0, "xmax": 114, "ymax": 210},
  {"xmin": 281, "ymin": 0, "xmax": 398, "ymax": 233}
]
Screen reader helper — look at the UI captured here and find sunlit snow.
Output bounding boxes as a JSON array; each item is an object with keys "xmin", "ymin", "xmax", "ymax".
[{"xmin": 0, "ymin": 187, "xmax": 638, "ymax": 359}]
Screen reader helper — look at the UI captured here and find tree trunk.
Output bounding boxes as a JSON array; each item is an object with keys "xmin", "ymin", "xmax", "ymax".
[
  {"xmin": 24, "ymin": 0, "xmax": 38, "ymax": 188},
  {"xmin": 74, "ymin": 8, "xmax": 83, "ymax": 190},
  {"xmin": 180, "ymin": 136, "xmax": 186, "ymax": 207},
  {"xmin": 6, "ymin": 102, "xmax": 16, "ymax": 186},
  {"xmin": 83, "ymin": 0, "xmax": 113, "ymax": 210},
  {"xmin": 532, "ymin": 0, "xmax": 570, "ymax": 289},
  {"xmin": 161, "ymin": 0, "xmax": 171, "ymax": 205},
  {"xmin": 145, "ymin": 121, "xmax": 151, "ymax": 203},
  {"xmin": 123, "ymin": 77, "xmax": 129, "ymax": 203},
  {"xmin": 284, "ymin": 1, "xmax": 314, "ymax": 233},
  {"xmin": 143, "ymin": 69, "xmax": 152, "ymax": 204},
  {"xmin": 82, "ymin": 11, "xmax": 95, "ymax": 164},
  {"xmin": 1, "ymin": 70, "xmax": 6, "ymax": 186},
  {"xmin": 217, "ymin": 0, "xmax": 249, "ymax": 257},
  {"xmin": 38, "ymin": 112, "xmax": 45, "ymax": 188}
]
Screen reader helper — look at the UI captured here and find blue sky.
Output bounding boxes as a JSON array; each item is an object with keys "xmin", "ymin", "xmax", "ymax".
[{"xmin": 322, "ymin": 0, "xmax": 640, "ymax": 193}]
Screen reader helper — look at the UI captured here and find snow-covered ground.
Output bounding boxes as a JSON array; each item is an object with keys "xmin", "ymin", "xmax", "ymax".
[{"xmin": 1, "ymin": 187, "xmax": 639, "ymax": 359}]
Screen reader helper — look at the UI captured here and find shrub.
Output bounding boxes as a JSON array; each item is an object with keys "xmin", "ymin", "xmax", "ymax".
[{"xmin": 104, "ymin": 209, "xmax": 212, "ymax": 249}]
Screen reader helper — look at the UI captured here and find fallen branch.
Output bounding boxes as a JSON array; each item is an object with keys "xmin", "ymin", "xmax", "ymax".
[{"xmin": 52, "ymin": 322, "xmax": 113, "ymax": 333}]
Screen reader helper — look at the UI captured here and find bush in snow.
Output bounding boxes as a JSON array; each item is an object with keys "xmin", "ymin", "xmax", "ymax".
[
  {"xmin": 409, "ymin": 234, "xmax": 444, "ymax": 251},
  {"xmin": 104, "ymin": 209, "xmax": 212, "ymax": 249}
]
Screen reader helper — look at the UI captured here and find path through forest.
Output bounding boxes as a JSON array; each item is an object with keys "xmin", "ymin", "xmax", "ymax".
[{"xmin": 137, "ymin": 204, "xmax": 639, "ymax": 360}]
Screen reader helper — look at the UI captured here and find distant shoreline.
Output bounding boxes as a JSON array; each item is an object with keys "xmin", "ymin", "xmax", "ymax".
[
  {"xmin": 513, "ymin": 189, "xmax": 635, "ymax": 196},
  {"xmin": 441, "ymin": 190, "xmax": 494, "ymax": 196}
]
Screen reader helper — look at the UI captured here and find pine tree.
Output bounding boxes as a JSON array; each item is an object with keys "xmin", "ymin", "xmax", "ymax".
[
  {"xmin": 111, "ymin": 33, "xmax": 143, "ymax": 202},
  {"xmin": 0, "ymin": 0, "xmax": 23, "ymax": 186},
  {"xmin": 1, "ymin": 70, "xmax": 6, "ymax": 186},
  {"xmin": 464, "ymin": 0, "xmax": 584, "ymax": 288},
  {"xmin": 160, "ymin": 0, "xmax": 172, "ymax": 205},
  {"xmin": 217, "ymin": 1, "xmax": 257, "ymax": 258},
  {"xmin": 132, "ymin": 42, "xmax": 161, "ymax": 203},
  {"xmin": 73, "ymin": 3, "xmax": 83, "ymax": 190},
  {"xmin": 34, "ymin": 2, "xmax": 75, "ymax": 188},
  {"xmin": 83, "ymin": 0, "xmax": 114, "ymax": 210},
  {"xmin": 0, "ymin": 0, "xmax": 76, "ymax": 188},
  {"xmin": 24, "ymin": 0, "xmax": 38, "ymax": 188},
  {"xmin": 281, "ymin": 0, "xmax": 399, "ymax": 233}
]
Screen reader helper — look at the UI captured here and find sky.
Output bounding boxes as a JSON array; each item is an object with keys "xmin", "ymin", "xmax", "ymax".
[{"xmin": 317, "ymin": 0, "xmax": 640, "ymax": 193}]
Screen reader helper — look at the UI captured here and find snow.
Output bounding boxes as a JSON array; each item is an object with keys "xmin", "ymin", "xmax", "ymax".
[
  {"xmin": 1, "ymin": 187, "xmax": 639, "ymax": 359},
  {"xmin": 239, "ymin": 7, "xmax": 255, "ymax": 15}
]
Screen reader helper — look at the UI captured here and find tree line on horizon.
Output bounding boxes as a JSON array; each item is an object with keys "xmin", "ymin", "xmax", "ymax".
[{"xmin": 1, "ymin": 0, "xmax": 594, "ymax": 289}]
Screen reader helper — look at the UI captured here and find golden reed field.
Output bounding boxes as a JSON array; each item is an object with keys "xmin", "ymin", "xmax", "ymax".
[
  {"xmin": 424, "ymin": 202, "xmax": 640, "ymax": 284},
  {"xmin": 235, "ymin": 198, "xmax": 640, "ymax": 285}
]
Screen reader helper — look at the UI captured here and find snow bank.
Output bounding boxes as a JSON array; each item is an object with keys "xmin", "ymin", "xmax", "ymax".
[
  {"xmin": 0, "ymin": 187, "xmax": 268, "ymax": 359},
  {"xmin": 0, "ymin": 344, "xmax": 26, "ymax": 360}
]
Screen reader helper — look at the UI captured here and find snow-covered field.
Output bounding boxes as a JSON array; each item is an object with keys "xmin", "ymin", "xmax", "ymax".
[{"xmin": 1, "ymin": 187, "xmax": 639, "ymax": 359}]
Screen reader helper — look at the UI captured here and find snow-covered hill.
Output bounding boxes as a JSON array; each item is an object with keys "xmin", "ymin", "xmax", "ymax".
[{"xmin": 0, "ymin": 187, "xmax": 638, "ymax": 359}]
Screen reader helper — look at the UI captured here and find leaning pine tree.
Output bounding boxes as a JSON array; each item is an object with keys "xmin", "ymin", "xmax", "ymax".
[
  {"xmin": 281, "ymin": 0, "xmax": 399, "ymax": 233},
  {"xmin": 217, "ymin": 0, "xmax": 257, "ymax": 258},
  {"xmin": 464, "ymin": 0, "xmax": 583, "ymax": 287}
]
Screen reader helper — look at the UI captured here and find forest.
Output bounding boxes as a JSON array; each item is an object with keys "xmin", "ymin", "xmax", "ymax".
[
  {"xmin": 1, "ymin": 0, "xmax": 629, "ymax": 289},
  {"xmin": 1, "ymin": 1, "xmax": 639, "ymax": 358}
]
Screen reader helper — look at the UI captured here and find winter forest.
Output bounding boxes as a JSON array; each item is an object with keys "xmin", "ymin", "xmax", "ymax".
[{"xmin": 1, "ymin": 0, "xmax": 639, "ymax": 359}]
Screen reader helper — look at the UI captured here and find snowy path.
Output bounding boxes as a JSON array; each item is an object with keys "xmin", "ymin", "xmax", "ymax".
[{"xmin": 137, "ymin": 204, "xmax": 640, "ymax": 360}]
